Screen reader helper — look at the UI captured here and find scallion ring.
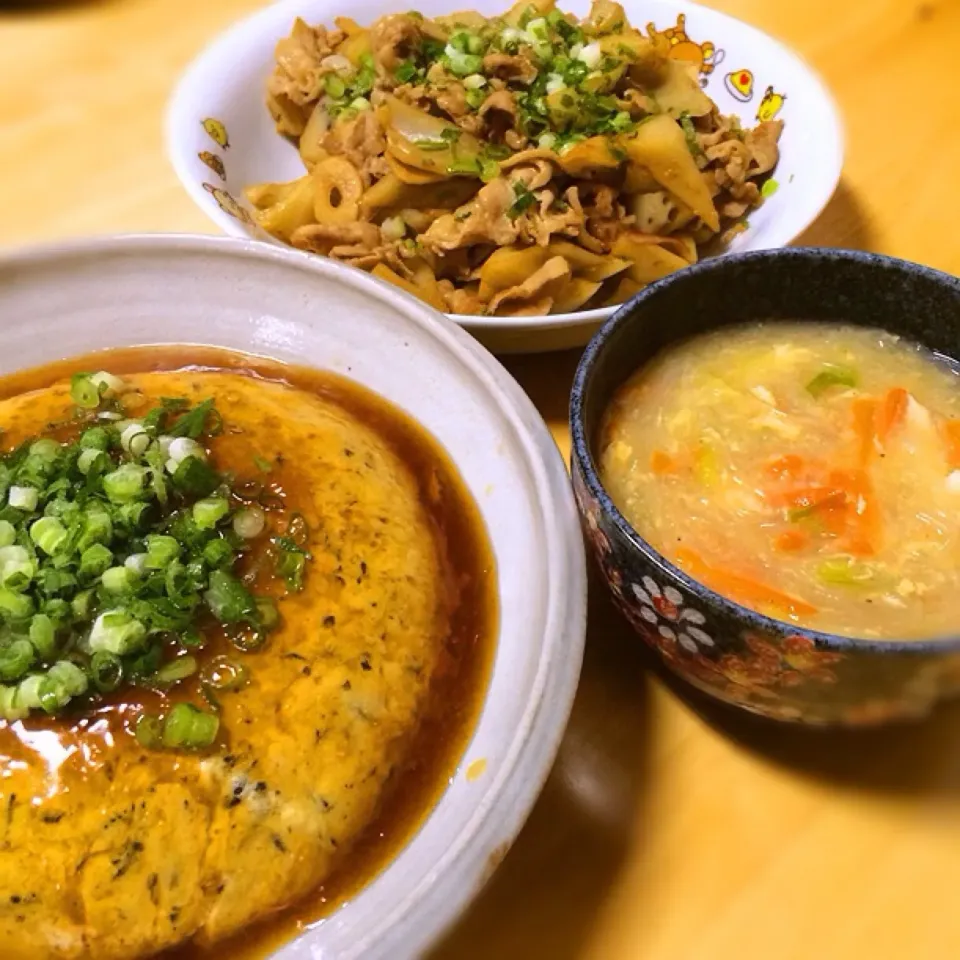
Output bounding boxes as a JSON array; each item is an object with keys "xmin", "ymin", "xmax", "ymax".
[
  {"xmin": 89, "ymin": 650, "xmax": 124, "ymax": 692},
  {"xmin": 200, "ymin": 655, "xmax": 250, "ymax": 692},
  {"xmin": 161, "ymin": 702, "xmax": 219, "ymax": 750},
  {"xmin": 154, "ymin": 655, "xmax": 198, "ymax": 686},
  {"xmin": 233, "ymin": 507, "xmax": 265, "ymax": 539}
]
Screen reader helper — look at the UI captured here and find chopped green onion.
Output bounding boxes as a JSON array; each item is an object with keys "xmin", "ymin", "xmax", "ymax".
[
  {"xmin": 87, "ymin": 610, "xmax": 147, "ymax": 655},
  {"xmin": 89, "ymin": 371, "xmax": 125, "ymax": 397},
  {"xmin": 77, "ymin": 448, "xmax": 108, "ymax": 476},
  {"xmin": 79, "ymin": 426, "xmax": 110, "ymax": 450},
  {"xmin": 816, "ymin": 557, "xmax": 875, "ymax": 585},
  {"xmin": 232, "ymin": 507, "xmax": 265, "ymax": 539},
  {"xmin": 806, "ymin": 365, "xmax": 859, "ymax": 398},
  {"xmin": 679, "ymin": 111, "xmax": 703, "ymax": 158},
  {"xmin": 8, "ymin": 486, "xmax": 38, "ymax": 512},
  {"xmin": 200, "ymin": 655, "xmax": 249, "ymax": 691},
  {"xmin": 28, "ymin": 614, "xmax": 57, "ymax": 660},
  {"xmin": 120, "ymin": 423, "xmax": 149, "ymax": 457},
  {"xmin": 101, "ymin": 566, "xmax": 138, "ymax": 594},
  {"xmin": 761, "ymin": 178, "xmax": 780, "ymax": 199},
  {"xmin": 0, "ymin": 546, "xmax": 36, "ymax": 591},
  {"xmin": 162, "ymin": 702, "xmax": 219, "ymax": 750},
  {"xmin": 170, "ymin": 457, "xmax": 219, "ymax": 497},
  {"xmin": 169, "ymin": 399, "xmax": 218, "ymax": 440},
  {"xmin": 77, "ymin": 508, "xmax": 112, "ymax": 550},
  {"xmin": 0, "ymin": 639, "xmax": 35, "ymax": 682},
  {"xmin": 117, "ymin": 502, "xmax": 151, "ymax": 531},
  {"xmin": 0, "ymin": 382, "xmax": 306, "ymax": 721},
  {"xmin": 89, "ymin": 650, "xmax": 123, "ymax": 692},
  {"xmin": 15, "ymin": 673, "xmax": 45, "ymax": 710},
  {"xmin": 103, "ymin": 464, "xmax": 147, "ymax": 503},
  {"xmin": 394, "ymin": 60, "xmax": 418, "ymax": 83},
  {"xmin": 79, "ymin": 543, "xmax": 113, "ymax": 578},
  {"xmin": 256, "ymin": 597, "xmax": 280, "ymax": 631},
  {"xmin": 465, "ymin": 87, "xmax": 487, "ymax": 110},
  {"xmin": 29, "ymin": 439, "xmax": 59, "ymax": 461},
  {"xmin": 42, "ymin": 598, "xmax": 70, "ymax": 621},
  {"xmin": 202, "ymin": 538, "xmax": 235, "ymax": 568},
  {"xmin": 47, "ymin": 660, "xmax": 88, "ymax": 698},
  {"xmin": 145, "ymin": 534, "xmax": 181, "ymax": 570},
  {"xmin": 29, "ymin": 517, "xmax": 68, "ymax": 556},
  {"xmin": 154, "ymin": 655, "xmax": 198, "ymax": 686},
  {"xmin": 447, "ymin": 158, "xmax": 482, "ymax": 176},
  {"xmin": 205, "ymin": 570, "xmax": 257, "ymax": 624},
  {"xmin": 0, "ymin": 684, "xmax": 27, "ymax": 721},
  {"xmin": 479, "ymin": 158, "xmax": 501, "ymax": 181},
  {"xmin": 71, "ymin": 589, "xmax": 95, "ymax": 620},
  {"xmin": 193, "ymin": 497, "xmax": 229, "ymax": 531},
  {"xmin": 135, "ymin": 713, "xmax": 164, "ymax": 749},
  {"xmin": 274, "ymin": 536, "xmax": 310, "ymax": 592},
  {"xmin": 0, "ymin": 589, "xmax": 34, "ymax": 622},
  {"xmin": 70, "ymin": 373, "xmax": 101, "ymax": 409},
  {"xmin": 324, "ymin": 74, "xmax": 346, "ymax": 98}
]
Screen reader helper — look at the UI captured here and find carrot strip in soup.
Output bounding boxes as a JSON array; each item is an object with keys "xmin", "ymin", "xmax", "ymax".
[
  {"xmin": 774, "ymin": 529, "xmax": 810, "ymax": 552},
  {"xmin": 650, "ymin": 449, "xmax": 679, "ymax": 475},
  {"xmin": 829, "ymin": 468, "xmax": 881, "ymax": 556},
  {"xmin": 673, "ymin": 547, "xmax": 818, "ymax": 617},
  {"xmin": 764, "ymin": 454, "xmax": 805, "ymax": 481},
  {"xmin": 851, "ymin": 397, "xmax": 878, "ymax": 466},
  {"xmin": 766, "ymin": 484, "xmax": 845, "ymax": 511},
  {"xmin": 942, "ymin": 419, "xmax": 960, "ymax": 469},
  {"xmin": 875, "ymin": 387, "xmax": 908, "ymax": 444}
]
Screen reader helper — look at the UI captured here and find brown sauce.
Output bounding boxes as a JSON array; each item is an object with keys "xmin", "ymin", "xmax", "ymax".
[{"xmin": 0, "ymin": 346, "xmax": 498, "ymax": 958}]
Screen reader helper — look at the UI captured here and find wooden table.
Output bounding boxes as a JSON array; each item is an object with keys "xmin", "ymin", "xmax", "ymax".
[{"xmin": 3, "ymin": 1, "xmax": 960, "ymax": 957}]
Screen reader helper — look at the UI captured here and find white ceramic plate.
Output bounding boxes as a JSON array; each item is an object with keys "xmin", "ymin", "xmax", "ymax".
[
  {"xmin": 0, "ymin": 234, "xmax": 587, "ymax": 959},
  {"xmin": 167, "ymin": 0, "xmax": 844, "ymax": 353}
]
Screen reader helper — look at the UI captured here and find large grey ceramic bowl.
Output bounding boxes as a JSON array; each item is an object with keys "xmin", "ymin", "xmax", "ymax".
[
  {"xmin": 0, "ymin": 234, "xmax": 587, "ymax": 958},
  {"xmin": 570, "ymin": 247, "xmax": 960, "ymax": 726}
]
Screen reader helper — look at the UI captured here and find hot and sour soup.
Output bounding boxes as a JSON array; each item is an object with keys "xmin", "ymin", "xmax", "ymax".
[{"xmin": 600, "ymin": 322, "xmax": 960, "ymax": 640}]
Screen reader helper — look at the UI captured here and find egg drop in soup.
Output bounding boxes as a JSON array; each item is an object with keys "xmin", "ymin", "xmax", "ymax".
[
  {"xmin": 600, "ymin": 323, "xmax": 960, "ymax": 640},
  {"xmin": 0, "ymin": 347, "xmax": 496, "ymax": 959}
]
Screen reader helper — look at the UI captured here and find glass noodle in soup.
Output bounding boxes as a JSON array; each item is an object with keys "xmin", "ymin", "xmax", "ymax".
[{"xmin": 600, "ymin": 323, "xmax": 960, "ymax": 640}]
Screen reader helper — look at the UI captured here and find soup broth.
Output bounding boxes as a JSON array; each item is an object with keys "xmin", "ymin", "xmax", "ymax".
[{"xmin": 600, "ymin": 323, "xmax": 960, "ymax": 640}]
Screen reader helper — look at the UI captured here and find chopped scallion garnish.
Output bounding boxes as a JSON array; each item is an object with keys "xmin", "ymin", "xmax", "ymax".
[{"xmin": 0, "ymin": 375, "xmax": 310, "ymax": 733}]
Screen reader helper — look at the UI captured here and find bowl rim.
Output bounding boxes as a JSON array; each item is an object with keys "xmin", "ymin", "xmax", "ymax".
[
  {"xmin": 164, "ymin": 0, "xmax": 845, "ymax": 331},
  {"xmin": 570, "ymin": 245, "xmax": 960, "ymax": 654},
  {"xmin": 0, "ymin": 231, "xmax": 589, "ymax": 959}
]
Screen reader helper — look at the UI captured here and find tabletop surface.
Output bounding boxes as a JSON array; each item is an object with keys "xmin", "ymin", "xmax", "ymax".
[{"xmin": 3, "ymin": 0, "xmax": 960, "ymax": 957}]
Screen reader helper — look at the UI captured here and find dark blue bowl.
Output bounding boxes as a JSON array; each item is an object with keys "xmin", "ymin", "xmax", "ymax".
[{"xmin": 570, "ymin": 248, "xmax": 960, "ymax": 726}]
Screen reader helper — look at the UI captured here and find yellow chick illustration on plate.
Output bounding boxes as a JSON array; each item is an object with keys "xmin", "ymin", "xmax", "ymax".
[
  {"xmin": 648, "ymin": 14, "xmax": 725, "ymax": 80},
  {"xmin": 756, "ymin": 86, "xmax": 787, "ymax": 122},
  {"xmin": 202, "ymin": 182, "xmax": 251, "ymax": 224},
  {"xmin": 724, "ymin": 68, "xmax": 755, "ymax": 102},
  {"xmin": 201, "ymin": 117, "xmax": 230, "ymax": 149},
  {"xmin": 198, "ymin": 151, "xmax": 226, "ymax": 180}
]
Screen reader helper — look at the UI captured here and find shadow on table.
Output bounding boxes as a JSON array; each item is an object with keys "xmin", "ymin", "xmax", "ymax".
[
  {"xmin": 0, "ymin": 0, "xmax": 116, "ymax": 15},
  {"xmin": 502, "ymin": 348, "xmax": 583, "ymax": 424},
  {"xmin": 428, "ymin": 563, "xmax": 652, "ymax": 960},
  {"xmin": 794, "ymin": 178, "xmax": 877, "ymax": 253},
  {"xmin": 645, "ymin": 650, "xmax": 960, "ymax": 798}
]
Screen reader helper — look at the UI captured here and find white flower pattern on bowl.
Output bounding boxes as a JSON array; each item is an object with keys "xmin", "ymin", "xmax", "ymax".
[{"xmin": 630, "ymin": 576, "xmax": 714, "ymax": 653}]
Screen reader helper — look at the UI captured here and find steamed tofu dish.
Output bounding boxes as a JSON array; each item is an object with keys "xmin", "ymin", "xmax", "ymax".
[
  {"xmin": 0, "ymin": 348, "xmax": 494, "ymax": 959},
  {"xmin": 600, "ymin": 323, "xmax": 960, "ymax": 640}
]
